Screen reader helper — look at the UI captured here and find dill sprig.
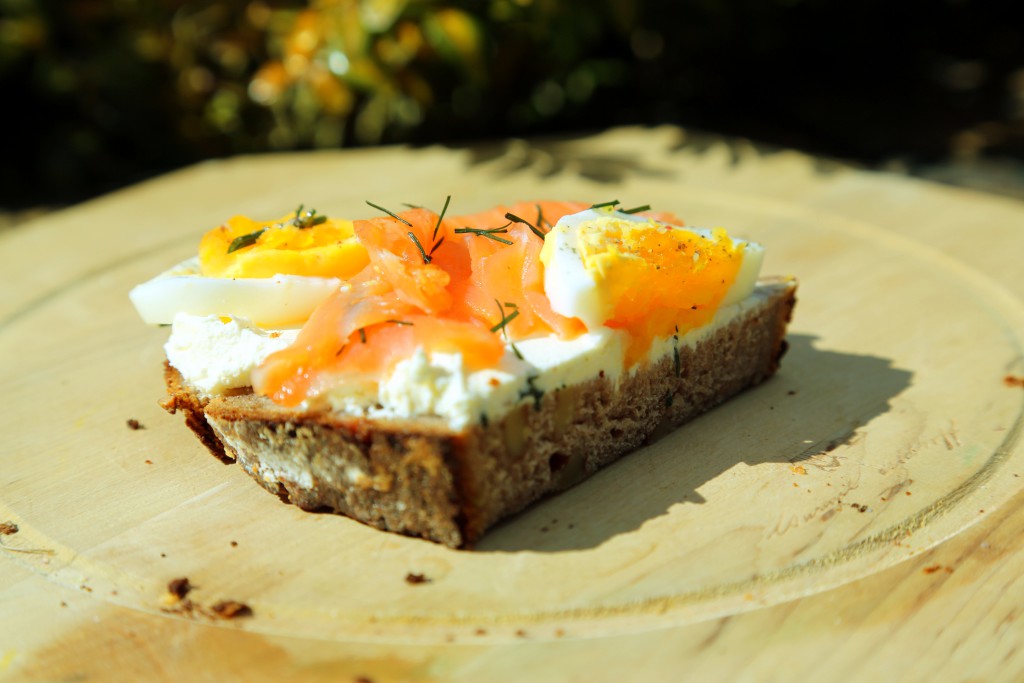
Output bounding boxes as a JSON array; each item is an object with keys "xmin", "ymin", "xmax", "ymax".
[
  {"xmin": 490, "ymin": 299, "xmax": 520, "ymax": 334},
  {"xmin": 293, "ymin": 204, "xmax": 327, "ymax": 228},
  {"xmin": 590, "ymin": 199, "xmax": 620, "ymax": 209},
  {"xmin": 429, "ymin": 235, "xmax": 445, "ymax": 256},
  {"xmin": 504, "ymin": 212, "xmax": 545, "ymax": 240},
  {"xmin": 535, "ymin": 203, "xmax": 551, "ymax": 230},
  {"xmin": 622, "ymin": 204, "xmax": 651, "ymax": 214},
  {"xmin": 455, "ymin": 222, "xmax": 514, "ymax": 245},
  {"xmin": 408, "ymin": 231, "xmax": 431, "ymax": 263},
  {"xmin": 519, "ymin": 375, "xmax": 544, "ymax": 411},
  {"xmin": 366, "ymin": 200, "xmax": 412, "ymax": 226},
  {"xmin": 227, "ymin": 228, "xmax": 266, "ymax": 254},
  {"xmin": 353, "ymin": 320, "xmax": 413, "ymax": 346},
  {"xmin": 433, "ymin": 195, "xmax": 451, "ymax": 242}
]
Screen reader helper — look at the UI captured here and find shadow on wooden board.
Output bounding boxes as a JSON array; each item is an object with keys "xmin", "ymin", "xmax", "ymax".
[{"xmin": 479, "ymin": 334, "xmax": 913, "ymax": 552}]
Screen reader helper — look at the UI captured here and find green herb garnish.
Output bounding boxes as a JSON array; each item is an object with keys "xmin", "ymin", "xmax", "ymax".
[
  {"xmin": 622, "ymin": 204, "xmax": 651, "ymax": 214},
  {"xmin": 536, "ymin": 203, "xmax": 551, "ymax": 230},
  {"xmin": 664, "ymin": 390, "xmax": 674, "ymax": 407},
  {"xmin": 226, "ymin": 228, "xmax": 266, "ymax": 254},
  {"xmin": 590, "ymin": 199, "xmax": 620, "ymax": 209},
  {"xmin": 455, "ymin": 222, "xmax": 514, "ymax": 245},
  {"xmin": 408, "ymin": 231, "xmax": 431, "ymax": 263},
  {"xmin": 429, "ymin": 235, "xmax": 445, "ymax": 256},
  {"xmin": 384, "ymin": 319, "xmax": 414, "ymax": 326},
  {"xmin": 358, "ymin": 328, "xmax": 367, "ymax": 343},
  {"xmin": 504, "ymin": 212, "xmax": 544, "ymax": 240},
  {"xmin": 292, "ymin": 204, "xmax": 328, "ymax": 229},
  {"xmin": 433, "ymin": 195, "xmax": 451, "ymax": 242},
  {"xmin": 366, "ymin": 200, "xmax": 412, "ymax": 226},
  {"xmin": 519, "ymin": 375, "xmax": 544, "ymax": 410},
  {"xmin": 490, "ymin": 299, "xmax": 520, "ymax": 334}
]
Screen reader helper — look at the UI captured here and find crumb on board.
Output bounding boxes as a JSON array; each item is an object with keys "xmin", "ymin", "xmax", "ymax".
[
  {"xmin": 923, "ymin": 565, "xmax": 954, "ymax": 574},
  {"xmin": 790, "ymin": 465, "xmax": 807, "ymax": 475},
  {"xmin": 230, "ymin": 540, "xmax": 238, "ymax": 547},
  {"xmin": 160, "ymin": 579, "xmax": 253, "ymax": 620},
  {"xmin": 404, "ymin": 572, "xmax": 430, "ymax": 585},
  {"xmin": 167, "ymin": 577, "xmax": 192, "ymax": 600},
  {"xmin": 0, "ymin": 522, "xmax": 18, "ymax": 536},
  {"xmin": 1005, "ymin": 375, "xmax": 1024, "ymax": 388},
  {"xmin": 126, "ymin": 418, "xmax": 144, "ymax": 430},
  {"xmin": 211, "ymin": 600, "xmax": 253, "ymax": 619}
]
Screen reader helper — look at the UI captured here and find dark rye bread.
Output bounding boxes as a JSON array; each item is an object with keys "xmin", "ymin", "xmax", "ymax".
[{"xmin": 161, "ymin": 278, "xmax": 796, "ymax": 548}]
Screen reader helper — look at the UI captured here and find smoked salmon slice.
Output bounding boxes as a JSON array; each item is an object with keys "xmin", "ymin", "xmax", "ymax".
[{"xmin": 253, "ymin": 200, "xmax": 597, "ymax": 406}]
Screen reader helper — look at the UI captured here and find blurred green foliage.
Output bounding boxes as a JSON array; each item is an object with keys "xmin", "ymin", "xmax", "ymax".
[{"xmin": 1, "ymin": 0, "xmax": 1021, "ymax": 205}]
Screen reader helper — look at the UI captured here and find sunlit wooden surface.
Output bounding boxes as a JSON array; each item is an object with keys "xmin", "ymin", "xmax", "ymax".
[{"xmin": 2, "ymin": 126, "xmax": 1023, "ymax": 682}]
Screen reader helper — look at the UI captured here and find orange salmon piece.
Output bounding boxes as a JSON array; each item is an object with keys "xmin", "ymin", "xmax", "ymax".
[
  {"xmin": 449, "ymin": 200, "xmax": 589, "ymax": 339},
  {"xmin": 334, "ymin": 315, "xmax": 503, "ymax": 377},
  {"xmin": 353, "ymin": 208, "xmax": 456, "ymax": 314},
  {"xmin": 251, "ymin": 273, "xmax": 419, "ymax": 406}
]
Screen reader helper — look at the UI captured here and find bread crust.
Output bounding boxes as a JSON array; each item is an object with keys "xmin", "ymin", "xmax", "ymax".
[{"xmin": 162, "ymin": 279, "xmax": 796, "ymax": 547}]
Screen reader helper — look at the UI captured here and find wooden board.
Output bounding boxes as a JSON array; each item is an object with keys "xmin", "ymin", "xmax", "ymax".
[{"xmin": 2, "ymin": 127, "xmax": 1024, "ymax": 681}]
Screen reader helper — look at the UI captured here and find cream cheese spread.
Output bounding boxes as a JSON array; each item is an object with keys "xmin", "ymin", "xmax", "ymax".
[
  {"xmin": 165, "ymin": 314, "xmax": 299, "ymax": 396},
  {"xmin": 165, "ymin": 289, "xmax": 765, "ymax": 429}
]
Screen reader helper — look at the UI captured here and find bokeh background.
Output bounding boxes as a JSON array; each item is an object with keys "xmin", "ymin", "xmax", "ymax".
[{"xmin": 2, "ymin": 0, "xmax": 1023, "ymax": 214}]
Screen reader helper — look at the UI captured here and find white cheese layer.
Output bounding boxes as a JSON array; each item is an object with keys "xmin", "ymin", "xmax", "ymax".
[
  {"xmin": 167, "ymin": 290, "xmax": 768, "ymax": 430},
  {"xmin": 165, "ymin": 314, "xmax": 299, "ymax": 396}
]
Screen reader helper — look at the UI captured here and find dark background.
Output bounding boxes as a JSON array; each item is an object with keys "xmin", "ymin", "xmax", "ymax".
[{"xmin": 2, "ymin": 0, "xmax": 1022, "ymax": 210}]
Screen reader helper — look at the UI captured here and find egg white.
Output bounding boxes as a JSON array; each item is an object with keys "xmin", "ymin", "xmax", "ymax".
[{"xmin": 129, "ymin": 257, "xmax": 341, "ymax": 328}]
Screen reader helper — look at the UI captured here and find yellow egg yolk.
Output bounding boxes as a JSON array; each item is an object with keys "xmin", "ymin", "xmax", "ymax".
[
  {"xmin": 575, "ymin": 216, "xmax": 746, "ymax": 364},
  {"xmin": 198, "ymin": 212, "xmax": 369, "ymax": 279}
]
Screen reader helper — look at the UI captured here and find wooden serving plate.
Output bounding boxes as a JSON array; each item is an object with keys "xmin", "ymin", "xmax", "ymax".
[{"xmin": 2, "ymin": 127, "xmax": 1023, "ymax": 681}]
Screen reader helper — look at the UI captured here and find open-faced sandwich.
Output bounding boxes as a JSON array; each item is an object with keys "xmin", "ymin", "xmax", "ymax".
[{"xmin": 130, "ymin": 199, "xmax": 796, "ymax": 547}]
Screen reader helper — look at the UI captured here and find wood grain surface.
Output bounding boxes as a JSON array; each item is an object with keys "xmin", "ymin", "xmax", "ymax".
[{"xmin": 2, "ymin": 126, "xmax": 1023, "ymax": 682}]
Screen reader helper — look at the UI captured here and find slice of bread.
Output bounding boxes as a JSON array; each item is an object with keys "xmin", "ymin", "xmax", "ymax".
[{"xmin": 162, "ymin": 278, "xmax": 796, "ymax": 548}]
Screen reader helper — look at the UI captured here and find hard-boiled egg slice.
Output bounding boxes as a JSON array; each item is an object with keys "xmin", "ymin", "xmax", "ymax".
[
  {"xmin": 129, "ymin": 258, "xmax": 341, "ymax": 328},
  {"xmin": 540, "ymin": 207, "xmax": 764, "ymax": 360}
]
